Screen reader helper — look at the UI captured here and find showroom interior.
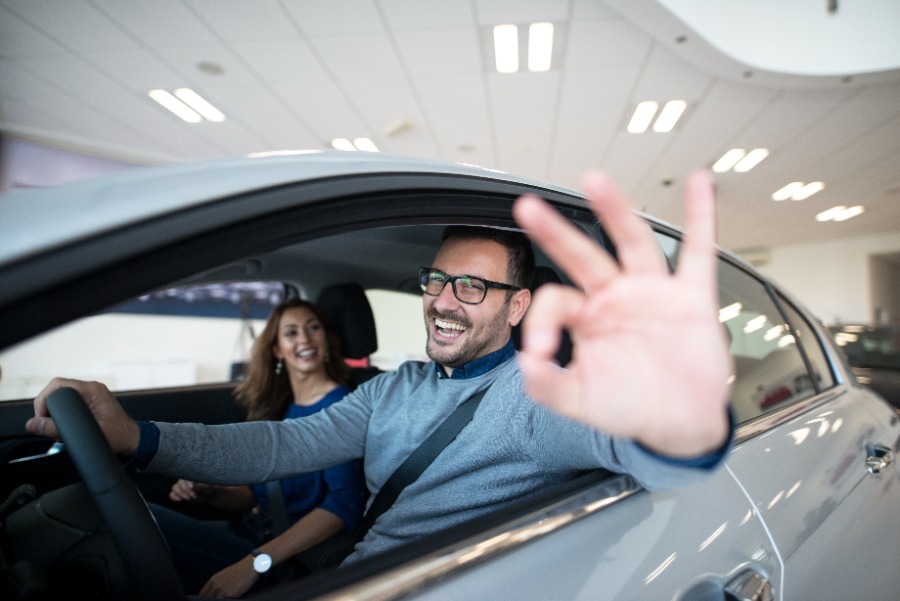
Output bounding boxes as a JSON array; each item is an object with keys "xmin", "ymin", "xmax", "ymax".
[
  {"xmin": 2, "ymin": 0, "xmax": 899, "ymax": 327},
  {"xmin": 3, "ymin": 4, "xmax": 900, "ymax": 600}
]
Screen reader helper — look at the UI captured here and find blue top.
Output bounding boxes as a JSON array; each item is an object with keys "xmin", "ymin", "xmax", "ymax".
[
  {"xmin": 251, "ymin": 385, "xmax": 365, "ymax": 532},
  {"xmin": 130, "ymin": 385, "xmax": 366, "ymax": 533}
]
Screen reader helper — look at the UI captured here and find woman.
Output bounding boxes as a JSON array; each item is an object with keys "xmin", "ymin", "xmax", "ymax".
[{"xmin": 153, "ymin": 299, "xmax": 366, "ymax": 598}]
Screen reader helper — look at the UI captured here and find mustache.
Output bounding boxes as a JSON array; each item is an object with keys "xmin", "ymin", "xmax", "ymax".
[{"xmin": 429, "ymin": 309, "xmax": 470, "ymax": 328}]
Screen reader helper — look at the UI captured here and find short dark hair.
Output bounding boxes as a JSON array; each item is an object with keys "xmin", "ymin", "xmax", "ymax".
[{"xmin": 440, "ymin": 226, "xmax": 535, "ymax": 290}]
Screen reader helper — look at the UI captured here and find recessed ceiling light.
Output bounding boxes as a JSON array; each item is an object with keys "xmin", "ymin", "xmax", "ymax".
[
  {"xmin": 149, "ymin": 88, "xmax": 224, "ymax": 123},
  {"xmin": 818, "ymin": 205, "xmax": 864, "ymax": 222},
  {"xmin": 627, "ymin": 101, "xmax": 658, "ymax": 133},
  {"xmin": 331, "ymin": 138, "xmax": 379, "ymax": 152},
  {"xmin": 792, "ymin": 181, "xmax": 825, "ymax": 200},
  {"xmin": 733, "ymin": 148, "xmax": 769, "ymax": 172},
  {"xmin": 174, "ymin": 88, "xmax": 225, "ymax": 122},
  {"xmin": 493, "ymin": 24, "xmax": 518, "ymax": 73},
  {"xmin": 652, "ymin": 100, "xmax": 686, "ymax": 133},
  {"xmin": 331, "ymin": 138, "xmax": 356, "ymax": 151},
  {"xmin": 713, "ymin": 148, "xmax": 768, "ymax": 173},
  {"xmin": 528, "ymin": 23, "xmax": 554, "ymax": 72},
  {"xmin": 353, "ymin": 138, "xmax": 379, "ymax": 152},
  {"xmin": 772, "ymin": 181, "xmax": 824, "ymax": 201},
  {"xmin": 772, "ymin": 182, "xmax": 805, "ymax": 201},
  {"xmin": 148, "ymin": 89, "xmax": 202, "ymax": 123},
  {"xmin": 712, "ymin": 149, "xmax": 745, "ymax": 173},
  {"xmin": 833, "ymin": 205, "xmax": 864, "ymax": 221}
]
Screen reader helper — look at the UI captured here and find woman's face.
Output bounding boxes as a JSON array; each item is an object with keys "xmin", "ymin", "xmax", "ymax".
[{"xmin": 273, "ymin": 306, "xmax": 329, "ymax": 377}]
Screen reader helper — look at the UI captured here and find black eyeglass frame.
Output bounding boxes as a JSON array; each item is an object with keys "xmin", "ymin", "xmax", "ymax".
[{"xmin": 418, "ymin": 267, "xmax": 522, "ymax": 305}]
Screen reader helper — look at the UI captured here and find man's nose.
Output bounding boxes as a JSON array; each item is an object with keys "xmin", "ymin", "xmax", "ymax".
[{"xmin": 433, "ymin": 280, "xmax": 460, "ymax": 309}]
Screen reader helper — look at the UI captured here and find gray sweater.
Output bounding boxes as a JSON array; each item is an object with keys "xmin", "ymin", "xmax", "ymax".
[{"xmin": 148, "ymin": 356, "xmax": 721, "ymax": 562}]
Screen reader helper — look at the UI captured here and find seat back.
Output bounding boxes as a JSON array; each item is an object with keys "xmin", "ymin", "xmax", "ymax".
[
  {"xmin": 511, "ymin": 266, "xmax": 573, "ymax": 366},
  {"xmin": 316, "ymin": 282, "xmax": 382, "ymax": 388}
]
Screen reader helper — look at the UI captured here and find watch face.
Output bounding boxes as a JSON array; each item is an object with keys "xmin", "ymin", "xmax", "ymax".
[{"xmin": 253, "ymin": 553, "xmax": 273, "ymax": 573}]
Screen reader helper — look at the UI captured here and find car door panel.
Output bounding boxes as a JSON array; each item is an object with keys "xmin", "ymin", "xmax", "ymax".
[
  {"xmin": 399, "ymin": 467, "xmax": 778, "ymax": 601},
  {"xmin": 727, "ymin": 388, "xmax": 900, "ymax": 598}
]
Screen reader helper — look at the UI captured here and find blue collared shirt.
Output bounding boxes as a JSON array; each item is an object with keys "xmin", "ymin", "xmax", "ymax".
[{"xmin": 434, "ymin": 338, "xmax": 516, "ymax": 380}]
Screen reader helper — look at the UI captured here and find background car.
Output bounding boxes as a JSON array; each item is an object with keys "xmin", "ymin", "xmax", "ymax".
[
  {"xmin": 1, "ymin": 153, "xmax": 899, "ymax": 600},
  {"xmin": 829, "ymin": 323, "xmax": 900, "ymax": 410}
]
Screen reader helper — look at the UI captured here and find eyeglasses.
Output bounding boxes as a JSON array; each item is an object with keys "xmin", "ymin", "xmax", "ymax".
[{"xmin": 418, "ymin": 267, "xmax": 521, "ymax": 305}]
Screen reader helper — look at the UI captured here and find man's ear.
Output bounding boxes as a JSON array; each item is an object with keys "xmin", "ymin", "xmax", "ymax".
[{"xmin": 508, "ymin": 288, "xmax": 531, "ymax": 327}]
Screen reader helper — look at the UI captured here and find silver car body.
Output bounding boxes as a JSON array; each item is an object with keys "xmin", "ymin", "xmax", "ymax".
[{"xmin": 1, "ymin": 152, "xmax": 899, "ymax": 600}]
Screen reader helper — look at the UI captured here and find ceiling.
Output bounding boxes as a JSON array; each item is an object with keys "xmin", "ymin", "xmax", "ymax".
[{"xmin": 2, "ymin": 0, "xmax": 900, "ymax": 255}]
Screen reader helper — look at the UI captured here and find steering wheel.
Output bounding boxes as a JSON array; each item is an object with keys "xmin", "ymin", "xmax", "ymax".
[{"xmin": 46, "ymin": 387, "xmax": 187, "ymax": 601}]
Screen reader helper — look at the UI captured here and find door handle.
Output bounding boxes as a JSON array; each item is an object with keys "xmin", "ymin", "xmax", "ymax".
[
  {"xmin": 865, "ymin": 443, "xmax": 895, "ymax": 475},
  {"xmin": 725, "ymin": 570, "xmax": 774, "ymax": 601}
]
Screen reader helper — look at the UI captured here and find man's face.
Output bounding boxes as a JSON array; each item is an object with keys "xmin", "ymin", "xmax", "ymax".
[{"xmin": 423, "ymin": 237, "xmax": 528, "ymax": 369}]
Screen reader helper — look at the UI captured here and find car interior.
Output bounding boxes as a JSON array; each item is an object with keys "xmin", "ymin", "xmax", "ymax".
[
  {"xmin": 0, "ymin": 217, "xmax": 604, "ymax": 600},
  {"xmin": 0, "ymin": 188, "xmax": 844, "ymax": 599}
]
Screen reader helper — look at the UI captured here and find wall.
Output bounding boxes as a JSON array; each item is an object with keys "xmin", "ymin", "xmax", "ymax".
[
  {"xmin": 0, "ymin": 135, "xmax": 136, "ymax": 192},
  {"xmin": 754, "ymin": 231, "xmax": 900, "ymax": 325}
]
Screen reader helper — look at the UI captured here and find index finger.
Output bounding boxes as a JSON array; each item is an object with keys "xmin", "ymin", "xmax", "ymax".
[
  {"xmin": 512, "ymin": 194, "xmax": 619, "ymax": 292},
  {"xmin": 675, "ymin": 170, "xmax": 718, "ymax": 287},
  {"xmin": 33, "ymin": 377, "xmax": 81, "ymax": 418}
]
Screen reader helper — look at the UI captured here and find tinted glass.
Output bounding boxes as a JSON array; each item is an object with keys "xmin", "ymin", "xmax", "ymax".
[
  {"xmin": 654, "ymin": 231, "xmax": 818, "ymax": 423},
  {"xmin": 719, "ymin": 261, "xmax": 817, "ymax": 422},
  {"xmin": 777, "ymin": 293, "xmax": 835, "ymax": 392}
]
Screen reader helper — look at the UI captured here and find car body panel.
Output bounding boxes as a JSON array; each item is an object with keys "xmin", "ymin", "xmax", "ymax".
[
  {"xmin": 399, "ymin": 469, "xmax": 779, "ymax": 601},
  {"xmin": 2, "ymin": 153, "xmax": 898, "ymax": 600},
  {"xmin": 726, "ymin": 387, "xmax": 900, "ymax": 598}
]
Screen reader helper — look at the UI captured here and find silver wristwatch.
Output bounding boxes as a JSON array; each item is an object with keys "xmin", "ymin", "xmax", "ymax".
[{"xmin": 250, "ymin": 549, "xmax": 273, "ymax": 574}]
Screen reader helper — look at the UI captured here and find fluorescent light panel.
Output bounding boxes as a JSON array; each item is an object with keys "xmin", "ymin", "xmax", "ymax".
[
  {"xmin": 149, "ymin": 88, "xmax": 224, "ymax": 123},
  {"xmin": 174, "ymin": 88, "xmax": 225, "ymax": 122},
  {"xmin": 652, "ymin": 100, "xmax": 686, "ymax": 133},
  {"xmin": 493, "ymin": 23, "xmax": 554, "ymax": 73},
  {"xmin": 628, "ymin": 101, "xmax": 659, "ymax": 133},
  {"xmin": 772, "ymin": 181, "xmax": 825, "ymax": 201},
  {"xmin": 528, "ymin": 23, "xmax": 554, "ymax": 72},
  {"xmin": 331, "ymin": 138, "xmax": 379, "ymax": 152},
  {"xmin": 712, "ymin": 149, "xmax": 745, "ymax": 172},
  {"xmin": 792, "ymin": 181, "xmax": 825, "ymax": 200},
  {"xmin": 493, "ymin": 24, "xmax": 519, "ymax": 73},
  {"xmin": 149, "ymin": 89, "xmax": 202, "ymax": 123},
  {"xmin": 734, "ymin": 148, "xmax": 769, "ymax": 172},
  {"xmin": 628, "ymin": 100, "xmax": 686, "ymax": 133},
  {"xmin": 713, "ymin": 148, "xmax": 768, "ymax": 173},
  {"xmin": 817, "ymin": 205, "xmax": 864, "ymax": 222}
]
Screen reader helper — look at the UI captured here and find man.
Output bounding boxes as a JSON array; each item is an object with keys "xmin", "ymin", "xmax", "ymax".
[{"xmin": 27, "ymin": 169, "xmax": 733, "ymax": 583}]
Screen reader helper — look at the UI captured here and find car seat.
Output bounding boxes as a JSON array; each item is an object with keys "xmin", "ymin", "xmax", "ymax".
[{"xmin": 316, "ymin": 282, "xmax": 383, "ymax": 389}]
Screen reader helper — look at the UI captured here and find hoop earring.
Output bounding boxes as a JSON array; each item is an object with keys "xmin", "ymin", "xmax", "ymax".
[{"xmin": 275, "ymin": 359, "xmax": 283, "ymax": 375}]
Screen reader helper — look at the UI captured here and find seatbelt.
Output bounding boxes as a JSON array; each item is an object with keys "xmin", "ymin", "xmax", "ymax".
[{"xmin": 355, "ymin": 386, "xmax": 489, "ymax": 542}]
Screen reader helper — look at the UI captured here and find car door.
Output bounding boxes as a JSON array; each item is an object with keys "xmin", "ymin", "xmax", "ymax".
[
  {"xmin": 354, "ymin": 225, "xmax": 785, "ymax": 601},
  {"xmin": 719, "ymin": 267, "xmax": 900, "ymax": 599}
]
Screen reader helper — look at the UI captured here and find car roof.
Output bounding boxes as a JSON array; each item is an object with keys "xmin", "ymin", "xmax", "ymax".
[{"xmin": 0, "ymin": 151, "xmax": 581, "ymax": 267}]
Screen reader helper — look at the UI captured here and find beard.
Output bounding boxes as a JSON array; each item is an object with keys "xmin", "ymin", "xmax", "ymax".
[{"xmin": 425, "ymin": 302, "xmax": 512, "ymax": 368}]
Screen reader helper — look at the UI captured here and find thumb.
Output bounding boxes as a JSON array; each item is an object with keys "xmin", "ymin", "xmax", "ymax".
[{"xmin": 25, "ymin": 416, "xmax": 60, "ymax": 440}]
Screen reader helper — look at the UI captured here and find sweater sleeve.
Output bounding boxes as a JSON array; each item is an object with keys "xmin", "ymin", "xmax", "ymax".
[
  {"xmin": 145, "ymin": 383, "xmax": 376, "ymax": 485},
  {"xmin": 494, "ymin": 364, "xmax": 732, "ymax": 492}
]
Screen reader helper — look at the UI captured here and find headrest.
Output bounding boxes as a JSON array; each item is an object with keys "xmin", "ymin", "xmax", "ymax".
[
  {"xmin": 512, "ymin": 265, "xmax": 572, "ymax": 366},
  {"xmin": 316, "ymin": 282, "xmax": 378, "ymax": 360}
]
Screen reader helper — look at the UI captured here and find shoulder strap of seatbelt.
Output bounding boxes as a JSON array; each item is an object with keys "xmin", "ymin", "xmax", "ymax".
[{"xmin": 355, "ymin": 386, "xmax": 489, "ymax": 542}]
